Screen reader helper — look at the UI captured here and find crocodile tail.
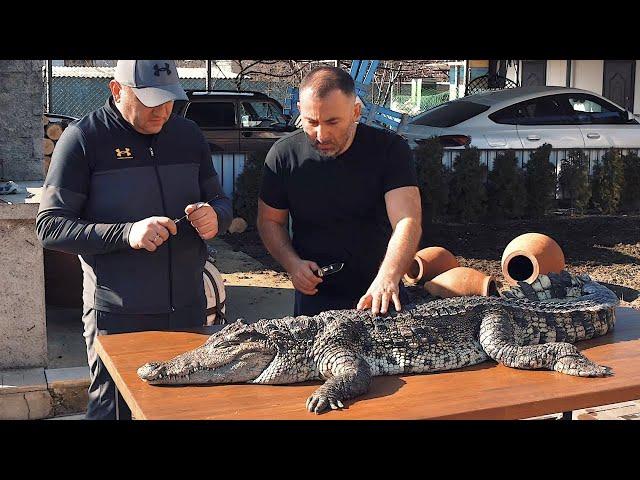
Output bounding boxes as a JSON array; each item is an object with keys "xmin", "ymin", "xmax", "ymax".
[
  {"xmin": 501, "ymin": 270, "xmax": 619, "ymax": 310},
  {"xmin": 501, "ymin": 270, "xmax": 584, "ymax": 301}
]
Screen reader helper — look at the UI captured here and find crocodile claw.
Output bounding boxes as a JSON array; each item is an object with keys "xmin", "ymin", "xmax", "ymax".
[
  {"xmin": 554, "ymin": 354, "xmax": 615, "ymax": 377},
  {"xmin": 306, "ymin": 389, "xmax": 345, "ymax": 414}
]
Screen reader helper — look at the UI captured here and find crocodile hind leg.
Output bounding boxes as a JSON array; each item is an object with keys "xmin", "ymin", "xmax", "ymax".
[
  {"xmin": 306, "ymin": 350, "xmax": 372, "ymax": 414},
  {"xmin": 479, "ymin": 308, "xmax": 613, "ymax": 377}
]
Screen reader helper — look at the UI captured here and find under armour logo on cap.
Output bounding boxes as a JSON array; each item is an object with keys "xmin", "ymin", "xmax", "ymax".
[
  {"xmin": 153, "ymin": 63, "xmax": 172, "ymax": 76},
  {"xmin": 114, "ymin": 60, "xmax": 188, "ymax": 107}
]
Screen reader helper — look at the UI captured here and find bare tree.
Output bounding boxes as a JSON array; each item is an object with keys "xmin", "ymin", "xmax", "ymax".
[
  {"xmin": 209, "ymin": 59, "xmax": 452, "ymax": 105},
  {"xmin": 212, "ymin": 60, "xmax": 321, "ymax": 90},
  {"xmin": 337, "ymin": 60, "xmax": 452, "ymax": 107}
]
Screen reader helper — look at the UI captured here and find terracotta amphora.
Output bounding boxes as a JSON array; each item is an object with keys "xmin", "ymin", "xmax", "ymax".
[
  {"xmin": 501, "ymin": 232, "xmax": 565, "ymax": 286},
  {"xmin": 403, "ymin": 246, "xmax": 459, "ymax": 285},
  {"xmin": 425, "ymin": 266, "xmax": 498, "ymax": 298}
]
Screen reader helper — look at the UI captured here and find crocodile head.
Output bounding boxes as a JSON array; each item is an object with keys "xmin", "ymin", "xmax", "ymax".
[{"xmin": 137, "ymin": 320, "xmax": 276, "ymax": 385}]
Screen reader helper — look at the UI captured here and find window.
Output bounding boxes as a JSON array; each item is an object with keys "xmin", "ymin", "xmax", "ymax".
[
  {"xmin": 489, "ymin": 105, "xmax": 522, "ymax": 125},
  {"xmin": 239, "ymin": 100, "xmax": 287, "ymax": 128},
  {"xmin": 517, "ymin": 96, "xmax": 574, "ymax": 125},
  {"xmin": 410, "ymin": 100, "xmax": 490, "ymax": 127},
  {"xmin": 185, "ymin": 102, "xmax": 236, "ymax": 128},
  {"xmin": 567, "ymin": 95, "xmax": 626, "ymax": 124},
  {"xmin": 491, "ymin": 95, "xmax": 577, "ymax": 125}
]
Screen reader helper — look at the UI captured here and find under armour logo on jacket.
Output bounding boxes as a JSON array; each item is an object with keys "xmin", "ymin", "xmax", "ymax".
[
  {"xmin": 115, "ymin": 147, "xmax": 133, "ymax": 159},
  {"xmin": 153, "ymin": 63, "xmax": 172, "ymax": 76}
]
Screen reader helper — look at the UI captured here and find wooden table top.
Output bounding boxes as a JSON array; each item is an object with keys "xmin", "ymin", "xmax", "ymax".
[{"xmin": 95, "ymin": 307, "xmax": 640, "ymax": 420}]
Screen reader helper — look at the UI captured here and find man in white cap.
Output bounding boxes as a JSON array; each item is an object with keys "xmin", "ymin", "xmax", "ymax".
[{"xmin": 37, "ymin": 60, "xmax": 233, "ymax": 419}]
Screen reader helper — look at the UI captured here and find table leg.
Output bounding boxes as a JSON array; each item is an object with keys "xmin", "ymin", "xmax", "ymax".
[{"xmin": 115, "ymin": 385, "xmax": 121, "ymax": 420}]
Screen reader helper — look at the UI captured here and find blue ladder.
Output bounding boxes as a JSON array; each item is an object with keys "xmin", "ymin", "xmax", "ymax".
[{"xmin": 286, "ymin": 60, "xmax": 409, "ymax": 133}]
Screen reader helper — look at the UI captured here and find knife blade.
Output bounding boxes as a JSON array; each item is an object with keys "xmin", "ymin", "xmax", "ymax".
[
  {"xmin": 174, "ymin": 194, "xmax": 224, "ymax": 225},
  {"xmin": 315, "ymin": 262, "xmax": 344, "ymax": 278}
]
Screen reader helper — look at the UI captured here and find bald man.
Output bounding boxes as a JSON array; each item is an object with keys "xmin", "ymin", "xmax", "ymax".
[{"xmin": 257, "ymin": 66, "xmax": 422, "ymax": 317}]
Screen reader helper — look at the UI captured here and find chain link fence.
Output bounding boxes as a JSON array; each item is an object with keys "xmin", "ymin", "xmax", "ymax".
[
  {"xmin": 48, "ymin": 61, "xmax": 299, "ymax": 118},
  {"xmin": 391, "ymin": 90, "xmax": 451, "ymax": 115}
]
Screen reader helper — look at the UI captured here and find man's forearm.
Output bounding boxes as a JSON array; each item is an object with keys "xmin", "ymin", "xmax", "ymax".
[
  {"xmin": 36, "ymin": 213, "xmax": 133, "ymax": 256},
  {"xmin": 257, "ymin": 219, "xmax": 300, "ymax": 272},
  {"xmin": 378, "ymin": 218, "xmax": 422, "ymax": 282}
]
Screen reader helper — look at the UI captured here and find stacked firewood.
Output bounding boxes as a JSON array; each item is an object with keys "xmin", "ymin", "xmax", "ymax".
[{"xmin": 43, "ymin": 116, "xmax": 71, "ymax": 176}]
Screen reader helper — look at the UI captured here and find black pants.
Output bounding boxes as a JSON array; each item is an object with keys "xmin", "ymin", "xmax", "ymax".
[
  {"xmin": 294, "ymin": 284, "xmax": 410, "ymax": 317},
  {"xmin": 82, "ymin": 308, "xmax": 131, "ymax": 420},
  {"xmin": 82, "ymin": 306, "xmax": 206, "ymax": 420}
]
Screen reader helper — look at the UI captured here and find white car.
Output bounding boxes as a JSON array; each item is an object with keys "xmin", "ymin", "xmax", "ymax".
[{"xmin": 401, "ymin": 86, "xmax": 640, "ymax": 150}]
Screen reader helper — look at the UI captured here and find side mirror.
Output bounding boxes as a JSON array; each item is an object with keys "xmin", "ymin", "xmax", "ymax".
[{"xmin": 627, "ymin": 111, "xmax": 636, "ymax": 122}]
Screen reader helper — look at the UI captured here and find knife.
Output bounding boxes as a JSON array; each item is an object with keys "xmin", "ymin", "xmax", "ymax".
[
  {"xmin": 315, "ymin": 262, "xmax": 344, "ymax": 278},
  {"xmin": 174, "ymin": 194, "xmax": 224, "ymax": 225}
]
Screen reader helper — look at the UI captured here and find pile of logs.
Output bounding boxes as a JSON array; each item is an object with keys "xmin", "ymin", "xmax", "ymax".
[{"xmin": 43, "ymin": 116, "xmax": 71, "ymax": 176}]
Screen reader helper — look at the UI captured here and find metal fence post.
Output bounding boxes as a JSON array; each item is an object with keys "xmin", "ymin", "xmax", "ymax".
[
  {"xmin": 206, "ymin": 60, "xmax": 212, "ymax": 92},
  {"xmin": 45, "ymin": 60, "xmax": 52, "ymax": 112}
]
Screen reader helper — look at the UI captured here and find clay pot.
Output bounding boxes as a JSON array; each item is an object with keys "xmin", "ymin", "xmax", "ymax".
[
  {"xmin": 501, "ymin": 232, "xmax": 565, "ymax": 286},
  {"xmin": 425, "ymin": 266, "xmax": 498, "ymax": 298},
  {"xmin": 403, "ymin": 246, "xmax": 459, "ymax": 285}
]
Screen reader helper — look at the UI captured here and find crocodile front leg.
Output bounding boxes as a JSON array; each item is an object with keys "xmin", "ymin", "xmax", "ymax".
[
  {"xmin": 306, "ymin": 351, "xmax": 372, "ymax": 414},
  {"xmin": 479, "ymin": 308, "xmax": 613, "ymax": 377}
]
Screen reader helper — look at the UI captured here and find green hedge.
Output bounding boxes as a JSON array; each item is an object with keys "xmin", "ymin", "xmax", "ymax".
[
  {"xmin": 233, "ymin": 143, "xmax": 637, "ymax": 227},
  {"xmin": 232, "ymin": 151, "xmax": 267, "ymax": 226},
  {"xmin": 413, "ymin": 137, "xmax": 449, "ymax": 223},
  {"xmin": 525, "ymin": 143, "xmax": 556, "ymax": 218},
  {"xmin": 558, "ymin": 149, "xmax": 591, "ymax": 213},
  {"xmin": 447, "ymin": 146, "xmax": 487, "ymax": 223},
  {"xmin": 620, "ymin": 152, "xmax": 640, "ymax": 212},
  {"xmin": 591, "ymin": 148, "xmax": 624, "ymax": 214},
  {"xmin": 487, "ymin": 150, "xmax": 527, "ymax": 219}
]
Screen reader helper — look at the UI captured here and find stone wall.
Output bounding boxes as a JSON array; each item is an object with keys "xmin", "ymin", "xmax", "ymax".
[
  {"xmin": 0, "ymin": 202, "xmax": 47, "ymax": 369},
  {"xmin": 0, "ymin": 60, "xmax": 45, "ymax": 181}
]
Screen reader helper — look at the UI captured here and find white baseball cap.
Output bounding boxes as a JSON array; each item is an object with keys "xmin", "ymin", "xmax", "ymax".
[{"xmin": 114, "ymin": 60, "xmax": 188, "ymax": 107}]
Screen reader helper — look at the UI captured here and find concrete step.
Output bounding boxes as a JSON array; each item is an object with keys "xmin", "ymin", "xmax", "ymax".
[{"xmin": 0, "ymin": 366, "xmax": 88, "ymax": 419}]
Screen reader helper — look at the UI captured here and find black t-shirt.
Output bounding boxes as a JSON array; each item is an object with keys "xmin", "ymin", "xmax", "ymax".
[{"xmin": 259, "ymin": 123, "xmax": 417, "ymax": 299}]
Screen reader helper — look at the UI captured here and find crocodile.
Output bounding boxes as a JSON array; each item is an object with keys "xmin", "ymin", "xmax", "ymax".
[{"xmin": 137, "ymin": 271, "xmax": 619, "ymax": 414}]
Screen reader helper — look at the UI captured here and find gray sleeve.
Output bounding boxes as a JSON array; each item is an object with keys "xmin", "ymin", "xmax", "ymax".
[
  {"xmin": 35, "ymin": 125, "xmax": 134, "ymax": 256},
  {"xmin": 197, "ymin": 130, "xmax": 233, "ymax": 234}
]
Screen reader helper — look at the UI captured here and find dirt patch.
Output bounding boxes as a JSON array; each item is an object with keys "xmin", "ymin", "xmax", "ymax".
[
  {"xmin": 220, "ymin": 214, "xmax": 640, "ymax": 309},
  {"xmin": 222, "ymin": 228, "xmax": 285, "ymax": 273}
]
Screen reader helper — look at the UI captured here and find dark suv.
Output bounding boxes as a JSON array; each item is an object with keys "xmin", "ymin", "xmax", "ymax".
[{"xmin": 172, "ymin": 90, "xmax": 297, "ymax": 156}]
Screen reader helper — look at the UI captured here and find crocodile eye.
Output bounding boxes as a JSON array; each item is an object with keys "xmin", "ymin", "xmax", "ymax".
[{"xmin": 226, "ymin": 331, "xmax": 266, "ymax": 344}]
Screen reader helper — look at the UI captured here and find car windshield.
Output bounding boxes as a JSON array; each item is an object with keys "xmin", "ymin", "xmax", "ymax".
[
  {"xmin": 239, "ymin": 100, "xmax": 288, "ymax": 127},
  {"xmin": 410, "ymin": 100, "xmax": 490, "ymax": 127}
]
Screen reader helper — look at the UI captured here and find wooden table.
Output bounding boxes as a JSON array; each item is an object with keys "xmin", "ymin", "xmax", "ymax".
[{"xmin": 95, "ymin": 307, "xmax": 640, "ymax": 420}]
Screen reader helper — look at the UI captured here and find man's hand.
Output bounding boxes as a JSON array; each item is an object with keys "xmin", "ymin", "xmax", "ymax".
[
  {"xmin": 287, "ymin": 259, "xmax": 323, "ymax": 295},
  {"xmin": 357, "ymin": 274, "xmax": 402, "ymax": 315},
  {"xmin": 129, "ymin": 216, "xmax": 177, "ymax": 252},
  {"xmin": 186, "ymin": 203, "xmax": 218, "ymax": 240}
]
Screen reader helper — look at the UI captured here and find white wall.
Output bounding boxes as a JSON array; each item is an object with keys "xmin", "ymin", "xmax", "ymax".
[
  {"xmin": 572, "ymin": 60, "xmax": 604, "ymax": 95},
  {"xmin": 546, "ymin": 60, "xmax": 567, "ymax": 86},
  {"xmin": 506, "ymin": 62, "xmax": 519, "ymax": 83}
]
